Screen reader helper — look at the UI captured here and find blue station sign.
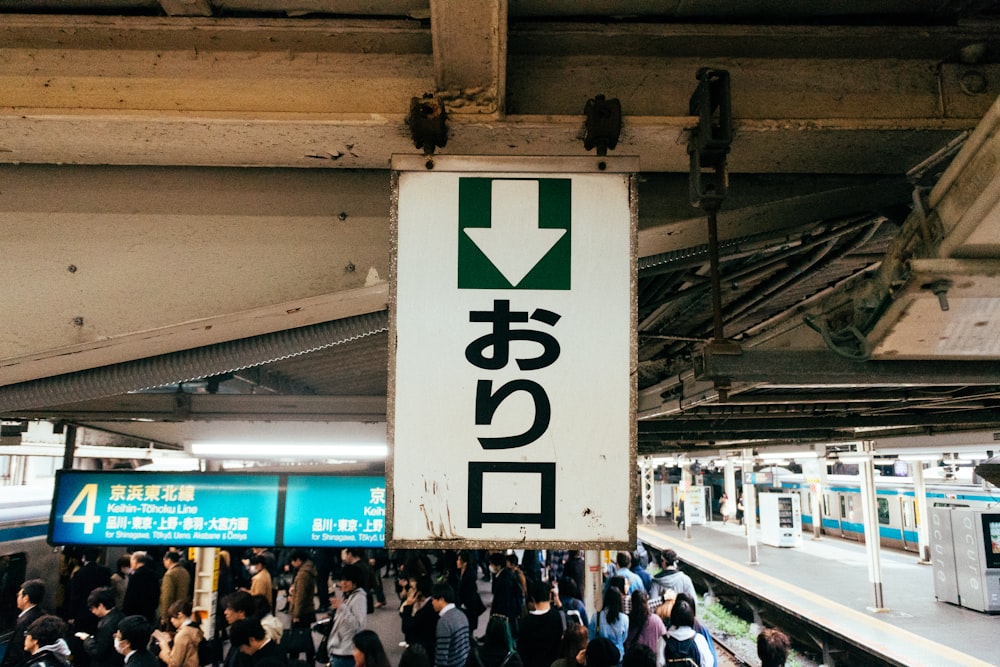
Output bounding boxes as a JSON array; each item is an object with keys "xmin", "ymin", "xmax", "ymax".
[
  {"xmin": 282, "ymin": 475, "xmax": 385, "ymax": 547},
  {"xmin": 50, "ymin": 471, "xmax": 387, "ymax": 547}
]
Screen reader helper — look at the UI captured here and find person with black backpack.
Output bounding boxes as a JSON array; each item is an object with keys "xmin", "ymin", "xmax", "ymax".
[{"xmin": 662, "ymin": 597, "xmax": 712, "ymax": 667}]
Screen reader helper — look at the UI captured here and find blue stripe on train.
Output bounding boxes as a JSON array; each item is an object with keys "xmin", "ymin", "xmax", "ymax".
[
  {"xmin": 810, "ymin": 521, "xmax": 919, "ymax": 543},
  {"xmin": 0, "ymin": 523, "xmax": 48, "ymax": 542},
  {"xmin": 780, "ymin": 480, "xmax": 1000, "ymax": 504}
]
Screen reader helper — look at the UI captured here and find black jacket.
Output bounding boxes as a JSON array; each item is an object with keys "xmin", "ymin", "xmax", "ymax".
[
  {"xmin": 83, "ymin": 608, "xmax": 125, "ymax": 667},
  {"xmin": 251, "ymin": 640, "xmax": 287, "ymax": 667},
  {"xmin": 123, "ymin": 649, "xmax": 159, "ymax": 667},
  {"xmin": 122, "ymin": 566, "xmax": 159, "ymax": 623},
  {"xmin": 4, "ymin": 606, "xmax": 47, "ymax": 667},
  {"xmin": 69, "ymin": 563, "xmax": 112, "ymax": 634},
  {"xmin": 23, "ymin": 649, "xmax": 69, "ymax": 667}
]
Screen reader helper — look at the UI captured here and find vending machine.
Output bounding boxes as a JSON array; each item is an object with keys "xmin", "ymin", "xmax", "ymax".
[
  {"xmin": 758, "ymin": 493, "xmax": 802, "ymax": 547},
  {"xmin": 930, "ymin": 506, "xmax": 1000, "ymax": 613}
]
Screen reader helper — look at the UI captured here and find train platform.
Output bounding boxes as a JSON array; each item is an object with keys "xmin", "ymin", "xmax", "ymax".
[{"xmin": 639, "ymin": 519, "xmax": 998, "ymax": 667}]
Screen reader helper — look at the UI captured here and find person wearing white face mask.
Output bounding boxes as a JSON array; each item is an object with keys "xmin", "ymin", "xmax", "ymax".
[
  {"xmin": 240, "ymin": 556, "xmax": 273, "ymax": 609},
  {"xmin": 113, "ymin": 615, "xmax": 158, "ymax": 667}
]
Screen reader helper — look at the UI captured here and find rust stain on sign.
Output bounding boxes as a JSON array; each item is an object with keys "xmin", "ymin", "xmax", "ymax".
[{"xmin": 418, "ymin": 478, "xmax": 458, "ymax": 539}]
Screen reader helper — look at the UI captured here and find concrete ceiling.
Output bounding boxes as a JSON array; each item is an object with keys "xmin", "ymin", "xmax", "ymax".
[{"xmin": 2, "ymin": 0, "xmax": 1000, "ymax": 458}]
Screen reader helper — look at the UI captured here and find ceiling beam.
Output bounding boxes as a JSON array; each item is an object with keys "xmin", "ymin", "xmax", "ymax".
[
  {"xmin": 0, "ymin": 165, "xmax": 391, "ymax": 385},
  {"xmin": 698, "ymin": 349, "xmax": 1000, "ymax": 386},
  {"xmin": 3, "ymin": 394, "xmax": 388, "ymax": 422},
  {"xmin": 430, "ymin": 0, "xmax": 506, "ymax": 114},
  {"xmin": 1, "ymin": 16, "xmax": 992, "ymax": 172},
  {"xmin": 0, "ymin": 443, "xmax": 191, "ymax": 458},
  {"xmin": 0, "ymin": 285, "xmax": 389, "ymax": 388},
  {"xmin": 638, "ymin": 408, "xmax": 1000, "ymax": 434},
  {"xmin": 0, "ymin": 114, "xmax": 972, "ymax": 174},
  {"xmin": 158, "ymin": 0, "xmax": 212, "ymax": 16}
]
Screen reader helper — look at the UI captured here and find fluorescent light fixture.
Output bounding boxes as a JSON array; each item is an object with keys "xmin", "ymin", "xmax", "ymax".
[
  {"xmin": 837, "ymin": 454, "xmax": 871, "ymax": 464},
  {"xmin": 758, "ymin": 451, "xmax": 819, "ymax": 461},
  {"xmin": 897, "ymin": 453, "xmax": 943, "ymax": 462},
  {"xmin": 189, "ymin": 442, "xmax": 388, "ymax": 459},
  {"xmin": 137, "ymin": 458, "xmax": 201, "ymax": 472}
]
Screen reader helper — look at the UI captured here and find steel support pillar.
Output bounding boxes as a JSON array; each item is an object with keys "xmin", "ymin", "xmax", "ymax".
[
  {"xmin": 911, "ymin": 461, "xmax": 932, "ymax": 564},
  {"xmin": 640, "ymin": 456, "xmax": 656, "ymax": 525},
  {"xmin": 857, "ymin": 441, "xmax": 886, "ymax": 610},
  {"xmin": 723, "ymin": 458, "xmax": 737, "ymax": 524},
  {"xmin": 742, "ymin": 448, "xmax": 759, "ymax": 565},
  {"xmin": 583, "ymin": 550, "xmax": 602, "ymax": 619}
]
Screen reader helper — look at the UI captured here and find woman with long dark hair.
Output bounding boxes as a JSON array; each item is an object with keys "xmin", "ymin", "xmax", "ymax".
[
  {"xmin": 663, "ymin": 597, "xmax": 713, "ymax": 667},
  {"xmin": 353, "ymin": 630, "xmax": 391, "ymax": 667},
  {"xmin": 588, "ymin": 587, "xmax": 628, "ymax": 664},
  {"xmin": 625, "ymin": 590, "xmax": 665, "ymax": 658}
]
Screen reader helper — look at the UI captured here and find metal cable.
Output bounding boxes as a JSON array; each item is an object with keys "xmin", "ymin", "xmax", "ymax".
[{"xmin": 0, "ymin": 311, "xmax": 388, "ymax": 413}]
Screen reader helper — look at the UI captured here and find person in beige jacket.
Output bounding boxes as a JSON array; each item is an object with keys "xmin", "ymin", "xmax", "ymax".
[
  {"xmin": 159, "ymin": 553, "xmax": 191, "ymax": 629},
  {"xmin": 288, "ymin": 551, "xmax": 317, "ymax": 623},
  {"xmin": 152, "ymin": 600, "xmax": 204, "ymax": 667},
  {"xmin": 245, "ymin": 556, "xmax": 274, "ymax": 609},
  {"xmin": 286, "ymin": 550, "xmax": 318, "ymax": 664}
]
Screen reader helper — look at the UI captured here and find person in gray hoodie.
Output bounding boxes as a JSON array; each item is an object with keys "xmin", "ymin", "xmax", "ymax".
[
  {"xmin": 649, "ymin": 550, "xmax": 696, "ymax": 605},
  {"xmin": 23, "ymin": 616, "xmax": 72, "ymax": 667}
]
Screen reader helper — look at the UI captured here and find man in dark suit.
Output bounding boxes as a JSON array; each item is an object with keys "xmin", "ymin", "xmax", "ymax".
[
  {"xmin": 113, "ymin": 616, "xmax": 157, "ymax": 667},
  {"xmin": 69, "ymin": 549, "xmax": 112, "ymax": 635},
  {"xmin": 79, "ymin": 587, "xmax": 124, "ymax": 667},
  {"xmin": 228, "ymin": 619, "xmax": 287, "ymax": 667},
  {"xmin": 4, "ymin": 579, "xmax": 48, "ymax": 667},
  {"xmin": 121, "ymin": 553, "xmax": 158, "ymax": 624}
]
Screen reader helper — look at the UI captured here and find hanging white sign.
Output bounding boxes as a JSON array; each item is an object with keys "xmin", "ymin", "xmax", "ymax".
[{"xmin": 389, "ymin": 156, "xmax": 637, "ymax": 547}]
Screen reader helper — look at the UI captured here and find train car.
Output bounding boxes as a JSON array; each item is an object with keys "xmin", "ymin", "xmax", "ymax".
[
  {"xmin": 0, "ymin": 482, "xmax": 64, "ymax": 659},
  {"xmin": 774, "ymin": 472, "xmax": 1000, "ymax": 551}
]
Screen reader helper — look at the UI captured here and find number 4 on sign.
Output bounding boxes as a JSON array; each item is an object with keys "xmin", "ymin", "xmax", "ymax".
[{"xmin": 64, "ymin": 483, "xmax": 101, "ymax": 534}]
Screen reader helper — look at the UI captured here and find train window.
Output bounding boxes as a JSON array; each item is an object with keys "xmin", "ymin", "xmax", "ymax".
[
  {"xmin": 842, "ymin": 495, "xmax": 857, "ymax": 522},
  {"xmin": 877, "ymin": 498, "xmax": 890, "ymax": 525},
  {"xmin": 902, "ymin": 499, "xmax": 916, "ymax": 529},
  {"xmin": 0, "ymin": 552, "xmax": 27, "ymax": 635},
  {"xmin": 823, "ymin": 494, "xmax": 831, "ymax": 517}
]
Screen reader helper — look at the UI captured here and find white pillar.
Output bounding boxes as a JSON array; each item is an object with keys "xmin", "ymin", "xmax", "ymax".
[
  {"xmin": 723, "ymin": 458, "xmax": 737, "ymax": 522},
  {"xmin": 681, "ymin": 467, "xmax": 693, "ymax": 539},
  {"xmin": 857, "ymin": 441, "xmax": 886, "ymax": 610},
  {"xmin": 811, "ymin": 483, "xmax": 824, "ymax": 540},
  {"xmin": 742, "ymin": 448, "xmax": 759, "ymax": 564},
  {"xmin": 800, "ymin": 455, "xmax": 824, "ymax": 540},
  {"xmin": 191, "ymin": 547, "xmax": 219, "ymax": 638},
  {"xmin": 583, "ymin": 550, "xmax": 602, "ymax": 619},
  {"xmin": 911, "ymin": 461, "xmax": 932, "ymax": 563}
]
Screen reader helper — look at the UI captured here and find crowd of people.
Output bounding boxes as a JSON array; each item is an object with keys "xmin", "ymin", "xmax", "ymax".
[{"xmin": 3, "ymin": 546, "xmax": 792, "ymax": 667}]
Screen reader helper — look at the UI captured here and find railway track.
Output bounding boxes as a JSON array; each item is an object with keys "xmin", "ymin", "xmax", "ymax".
[{"xmin": 641, "ymin": 538, "xmax": 892, "ymax": 666}]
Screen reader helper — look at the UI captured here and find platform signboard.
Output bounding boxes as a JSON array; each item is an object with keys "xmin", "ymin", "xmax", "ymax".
[
  {"xmin": 50, "ymin": 470, "xmax": 280, "ymax": 546},
  {"xmin": 282, "ymin": 475, "xmax": 385, "ymax": 546},
  {"xmin": 49, "ymin": 471, "xmax": 387, "ymax": 547},
  {"xmin": 389, "ymin": 156, "xmax": 638, "ymax": 548}
]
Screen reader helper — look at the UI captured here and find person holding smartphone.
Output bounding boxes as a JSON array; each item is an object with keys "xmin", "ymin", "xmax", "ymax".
[{"xmin": 78, "ymin": 587, "xmax": 124, "ymax": 667}]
